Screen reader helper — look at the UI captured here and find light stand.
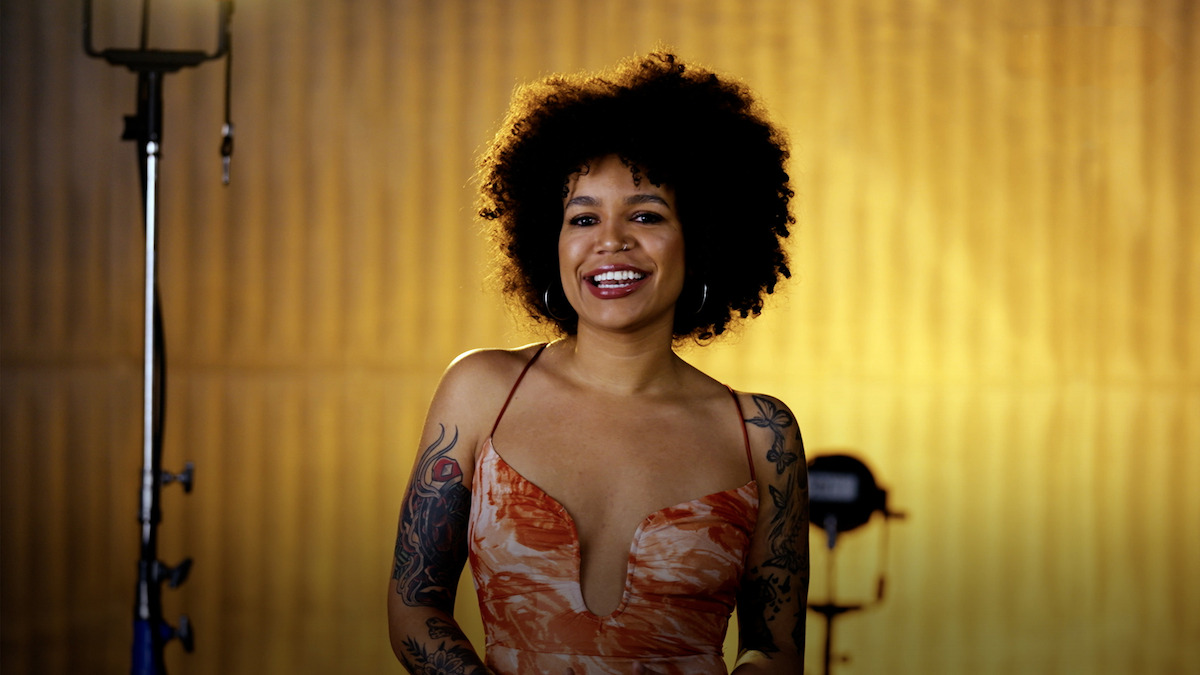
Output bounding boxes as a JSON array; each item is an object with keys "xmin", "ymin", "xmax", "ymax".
[
  {"xmin": 807, "ymin": 453, "xmax": 906, "ymax": 675},
  {"xmin": 83, "ymin": 2, "xmax": 234, "ymax": 673}
]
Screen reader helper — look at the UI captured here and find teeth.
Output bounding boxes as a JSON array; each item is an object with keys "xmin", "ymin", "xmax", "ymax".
[{"xmin": 591, "ymin": 270, "xmax": 645, "ymax": 285}]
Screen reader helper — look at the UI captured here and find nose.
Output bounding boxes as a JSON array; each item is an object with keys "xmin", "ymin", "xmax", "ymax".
[{"xmin": 595, "ymin": 219, "xmax": 632, "ymax": 253}]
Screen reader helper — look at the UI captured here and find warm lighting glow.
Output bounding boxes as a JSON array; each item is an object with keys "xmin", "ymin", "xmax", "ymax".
[{"xmin": 1, "ymin": 1, "xmax": 1195, "ymax": 673}]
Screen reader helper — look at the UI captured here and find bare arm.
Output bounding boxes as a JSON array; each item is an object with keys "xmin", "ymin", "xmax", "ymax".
[
  {"xmin": 733, "ymin": 395, "xmax": 809, "ymax": 674},
  {"xmin": 388, "ymin": 422, "xmax": 490, "ymax": 673}
]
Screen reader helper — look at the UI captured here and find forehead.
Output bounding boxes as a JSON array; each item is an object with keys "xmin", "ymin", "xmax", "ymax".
[{"xmin": 564, "ymin": 155, "xmax": 673, "ymax": 201}]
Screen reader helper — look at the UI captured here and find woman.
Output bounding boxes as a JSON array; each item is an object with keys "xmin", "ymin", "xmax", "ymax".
[{"xmin": 388, "ymin": 52, "xmax": 808, "ymax": 675}]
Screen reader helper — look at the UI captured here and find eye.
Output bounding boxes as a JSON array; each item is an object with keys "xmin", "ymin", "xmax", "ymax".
[
  {"xmin": 632, "ymin": 211, "xmax": 665, "ymax": 224},
  {"xmin": 568, "ymin": 214, "xmax": 599, "ymax": 227}
]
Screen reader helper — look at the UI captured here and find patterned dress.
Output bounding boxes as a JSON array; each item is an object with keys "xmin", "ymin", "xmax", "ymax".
[{"xmin": 468, "ymin": 346, "xmax": 759, "ymax": 674}]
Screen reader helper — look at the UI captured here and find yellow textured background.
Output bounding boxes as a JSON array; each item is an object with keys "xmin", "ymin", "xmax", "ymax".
[{"xmin": 1, "ymin": 1, "xmax": 1197, "ymax": 673}]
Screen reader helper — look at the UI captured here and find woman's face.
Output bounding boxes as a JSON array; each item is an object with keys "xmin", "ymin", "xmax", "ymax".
[{"xmin": 558, "ymin": 154, "xmax": 686, "ymax": 335}]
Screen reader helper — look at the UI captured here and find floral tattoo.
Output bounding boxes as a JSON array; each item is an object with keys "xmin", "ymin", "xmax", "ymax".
[{"xmin": 741, "ymin": 395, "xmax": 810, "ymax": 654}]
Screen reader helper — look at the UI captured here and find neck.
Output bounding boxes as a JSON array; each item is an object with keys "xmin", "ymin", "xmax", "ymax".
[{"xmin": 557, "ymin": 323, "xmax": 683, "ymax": 395}]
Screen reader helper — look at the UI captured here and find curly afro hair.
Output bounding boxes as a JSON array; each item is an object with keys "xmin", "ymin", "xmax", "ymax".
[{"xmin": 478, "ymin": 51, "xmax": 794, "ymax": 341}]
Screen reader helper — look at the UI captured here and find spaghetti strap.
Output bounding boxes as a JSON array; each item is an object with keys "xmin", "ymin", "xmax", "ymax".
[
  {"xmin": 726, "ymin": 387, "xmax": 756, "ymax": 482},
  {"xmin": 489, "ymin": 343, "xmax": 549, "ymax": 438}
]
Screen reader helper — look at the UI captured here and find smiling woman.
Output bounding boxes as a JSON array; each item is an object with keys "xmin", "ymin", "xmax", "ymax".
[
  {"xmin": 387, "ymin": 52, "xmax": 808, "ymax": 675},
  {"xmin": 559, "ymin": 155, "xmax": 686, "ymax": 335},
  {"xmin": 478, "ymin": 52, "xmax": 794, "ymax": 343}
]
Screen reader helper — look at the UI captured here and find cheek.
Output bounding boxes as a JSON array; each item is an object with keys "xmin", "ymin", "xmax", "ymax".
[
  {"xmin": 663, "ymin": 235, "xmax": 687, "ymax": 280},
  {"xmin": 557, "ymin": 229, "xmax": 577, "ymax": 283},
  {"xmin": 556, "ymin": 231, "xmax": 568, "ymax": 262}
]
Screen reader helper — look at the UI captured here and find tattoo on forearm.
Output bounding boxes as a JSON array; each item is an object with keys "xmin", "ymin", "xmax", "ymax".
[
  {"xmin": 399, "ymin": 618, "xmax": 487, "ymax": 674},
  {"xmin": 393, "ymin": 424, "xmax": 472, "ymax": 612},
  {"xmin": 744, "ymin": 395, "xmax": 811, "ymax": 653},
  {"xmin": 738, "ymin": 568, "xmax": 784, "ymax": 653}
]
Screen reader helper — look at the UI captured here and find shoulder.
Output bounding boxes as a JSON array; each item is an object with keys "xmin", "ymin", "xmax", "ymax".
[
  {"xmin": 426, "ymin": 343, "xmax": 547, "ymax": 439},
  {"xmin": 735, "ymin": 391, "xmax": 801, "ymax": 440},
  {"xmin": 734, "ymin": 391, "xmax": 805, "ymax": 481},
  {"xmin": 443, "ymin": 343, "xmax": 545, "ymax": 386}
]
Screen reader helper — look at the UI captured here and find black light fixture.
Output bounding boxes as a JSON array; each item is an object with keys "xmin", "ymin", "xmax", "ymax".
[
  {"xmin": 807, "ymin": 453, "xmax": 905, "ymax": 675},
  {"xmin": 809, "ymin": 454, "xmax": 891, "ymax": 549}
]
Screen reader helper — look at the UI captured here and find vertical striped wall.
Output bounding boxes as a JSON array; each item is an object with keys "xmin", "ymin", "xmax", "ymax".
[{"xmin": 2, "ymin": 1, "xmax": 1196, "ymax": 673}]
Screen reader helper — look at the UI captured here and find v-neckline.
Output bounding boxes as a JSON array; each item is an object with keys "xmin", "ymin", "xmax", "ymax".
[{"xmin": 481, "ymin": 436, "xmax": 757, "ymax": 619}]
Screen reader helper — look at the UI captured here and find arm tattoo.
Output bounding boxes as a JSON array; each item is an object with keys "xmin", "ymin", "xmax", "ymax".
[
  {"xmin": 737, "ymin": 568, "xmax": 784, "ymax": 653},
  {"xmin": 745, "ymin": 395, "xmax": 807, "ymax": 572},
  {"xmin": 399, "ymin": 618, "xmax": 487, "ymax": 675},
  {"xmin": 743, "ymin": 395, "xmax": 811, "ymax": 654},
  {"xmin": 393, "ymin": 424, "xmax": 472, "ymax": 611}
]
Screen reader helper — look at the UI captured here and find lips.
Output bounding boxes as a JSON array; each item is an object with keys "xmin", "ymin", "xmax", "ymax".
[{"xmin": 583, "ymin": 264, "xmax": 650, "ymax": 299}]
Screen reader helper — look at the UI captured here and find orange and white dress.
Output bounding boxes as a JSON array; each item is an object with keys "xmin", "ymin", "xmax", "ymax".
[{"xmin": 468, "ymin": 346, "xmax": 759, "ymax": 675}]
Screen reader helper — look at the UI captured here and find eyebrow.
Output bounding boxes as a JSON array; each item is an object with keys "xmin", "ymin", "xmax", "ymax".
[{"xmin": 565, "ymin": 194, "xmax": 670, "ymax": 208}]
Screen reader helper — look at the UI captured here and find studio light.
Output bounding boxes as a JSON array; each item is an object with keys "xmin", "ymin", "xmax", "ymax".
[
  {"xmin": 809, "ymin": 453, "xmax": 891, "ymax": 550},
  {"xmin": 807, "ymin": 452, "xmax": 905, "ymax": 675}
]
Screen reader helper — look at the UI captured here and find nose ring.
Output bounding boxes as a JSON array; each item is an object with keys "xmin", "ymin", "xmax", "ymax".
[{"xmin": 620, "ymin": 242, "xmax": 630, "ymax": 251}]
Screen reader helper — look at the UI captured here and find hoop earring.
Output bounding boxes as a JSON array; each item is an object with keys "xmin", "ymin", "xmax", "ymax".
[
  {"xmin": 695, "ymin": 282, "xmax": 708, "ymax": 315},
  {"xmin": 543, "ymin": 285, "xmax": 568, "ymax": 321}
]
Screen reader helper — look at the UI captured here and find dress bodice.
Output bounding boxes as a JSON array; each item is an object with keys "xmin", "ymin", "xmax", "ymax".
[
  {"xmin": 468, "ymin": 438, "xmax": 757, "ymax": 675},
  {"xmin": 466, "ymin": 344, "xmax": 759, "ymax": 675}
]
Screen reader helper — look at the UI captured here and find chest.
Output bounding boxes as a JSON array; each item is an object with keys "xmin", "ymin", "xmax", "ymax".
[
  {"xmin": 491, "ymin": 394, "xmax": 750, "ymax": 527},
  {"xmin": 469, "ymin": 438, "xmax": 759, "ymax": 620},
  {"xmin": 479, "ymin": 371, "xmax": 756, "ymax": 617}
]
